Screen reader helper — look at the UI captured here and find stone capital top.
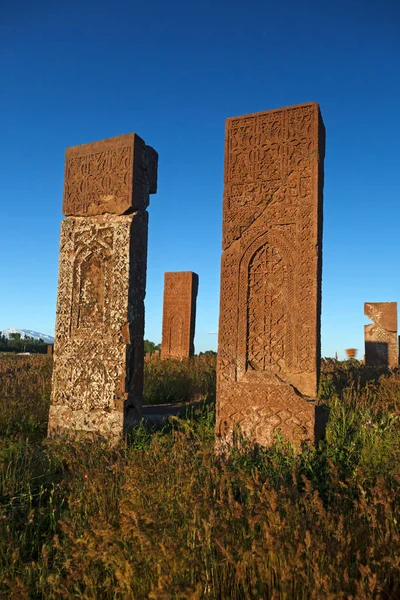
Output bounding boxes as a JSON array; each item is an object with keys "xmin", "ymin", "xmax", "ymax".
[
  {"xmin": 163, "ymin": 272, "xmax": 199, "ymax": 293},
  {"xmin": 225, "ymin": 101, "xmax": 322, "ymax": 122},
  {"xmin": 364, "ymin": 302, "xmax": 397, "ymax": 332},
  {"xmin": 63, "ymin": 133, "xmax": 158, "ymax": 217}
]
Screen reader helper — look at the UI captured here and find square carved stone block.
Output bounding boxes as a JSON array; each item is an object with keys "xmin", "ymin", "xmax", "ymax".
[{"xmin": 63, "ymin": 134, "xmax": 158, "ymax": 217}]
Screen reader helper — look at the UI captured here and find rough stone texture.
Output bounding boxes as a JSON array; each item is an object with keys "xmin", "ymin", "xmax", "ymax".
[
  {"xmin": 364, "ymin": 302, "xmax": 398, "ymax": 367},
  {"xmin": 216, "ymin": 102, "xmax": 325, "ymax": 448},
  {"xmin": 161, "ymin": 272, "xmax": 199, "ymax": 360},
  {"xmin": 49, "ymin": 133, "xmax": 157, "ymax": 439},
  {"xmin": 63, "ymin": 134, "xmax": 158, "ymax": 217}
]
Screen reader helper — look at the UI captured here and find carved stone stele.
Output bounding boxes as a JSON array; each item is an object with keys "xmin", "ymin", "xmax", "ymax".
[
  {"xmin": 49, "ymin": 133, "xmax": 157, "ymax": 438},
  {"xmin": 161, "ymin": 272, "xmax": 199, "ymax": 360},
  {"xmin": 364, "ymin": 302, "xmax": 398, "ymax": 367},
  {"xmin": 216, "ymin": 102, "xmax": 326, "ymax": 448}
]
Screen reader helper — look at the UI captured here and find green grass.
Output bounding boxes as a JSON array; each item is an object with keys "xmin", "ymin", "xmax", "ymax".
[{"xmin": 0, "ymin": 356, "xmax": 399, "ymax": 598}]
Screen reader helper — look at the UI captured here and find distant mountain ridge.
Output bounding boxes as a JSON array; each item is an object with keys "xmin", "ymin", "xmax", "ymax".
[{"xmin": 1, "ymin": 328, "xmax": 54, "ymax": 344}]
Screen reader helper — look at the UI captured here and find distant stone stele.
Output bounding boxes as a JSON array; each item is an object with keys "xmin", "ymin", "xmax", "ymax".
[
  {"xmin": 48, "ymin": 133, "xmax": 158, "ymax": 439},
  {"xmin": 161, "ymin": 272, "xmax": 199, "ymax": 360},
  {"xmin": 364, "ymin": 302, "xmax": 398, "ymax": 367},
  {"xmin": 216, "ymin": 102, "xmax": 326, "ymax": 448}
]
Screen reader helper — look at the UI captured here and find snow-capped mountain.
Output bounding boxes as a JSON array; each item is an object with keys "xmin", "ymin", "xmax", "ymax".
[{"xmin": 1, "ymin": 329, "xmax": 54, "ymax": 344}]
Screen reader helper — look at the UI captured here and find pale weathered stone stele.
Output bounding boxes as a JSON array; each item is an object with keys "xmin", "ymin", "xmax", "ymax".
[
  {"xmin": 364, "ymin": 302, "xmax": 398, "ymax": 367},
  {"xmin": 216, "ymin": 102, "xmax": 325, "ymax": 447},
  {"xmin": 49, "ymin": 133, "xmax": 157, "ymax": 438},
  {"xmin": 161, "ymin": 272, "xmax": 199, "ymax": 360}
]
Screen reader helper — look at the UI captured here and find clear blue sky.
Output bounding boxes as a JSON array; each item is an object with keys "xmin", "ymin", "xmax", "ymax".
[{"xmin": 1, "ymin": 0, "xmax": 399, "ymax": 358}]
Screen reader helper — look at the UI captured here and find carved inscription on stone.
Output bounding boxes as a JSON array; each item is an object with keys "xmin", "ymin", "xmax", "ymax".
[
  {"xmin": 217, "ymin": 103, "xmax": 325, "ymax": 447},
  {"xmin": 49, "ymin": 133, "xmax": 157, "ymax": 438},
  {"xmin": 161, "ymin": 272, "xmax": 199, "ymax": 360},
  {"xmin": 364, "ymin": 302, "xmax": 398, "ymax": 367},
  {"xmin": 63, "ymin": 134, "xmax": 158, "ymax": 217}
]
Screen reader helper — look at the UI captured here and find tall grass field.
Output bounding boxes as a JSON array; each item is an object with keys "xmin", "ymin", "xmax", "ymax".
[{"xmin": 0, "ymin": 354, "xmax": 399, "ymax": 598}]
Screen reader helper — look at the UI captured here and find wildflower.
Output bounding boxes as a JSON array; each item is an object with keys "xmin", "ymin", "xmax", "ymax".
[{"xmin": 84, "ymin": 474, "xmax": 88, "ymax": 479}]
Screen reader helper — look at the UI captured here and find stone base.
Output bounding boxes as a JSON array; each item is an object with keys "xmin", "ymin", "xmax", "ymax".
[
  {"xmin": 48, "ymin": 404, "xmax": 142, "ymax": 441},
  {"xmin": 216, "ymin": 375, "xmax": 326, "ymax": 449}
]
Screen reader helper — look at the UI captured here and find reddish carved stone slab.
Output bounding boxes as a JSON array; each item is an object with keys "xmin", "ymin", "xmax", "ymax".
[
  {"xmin": 63, "ymin": 134, "xmax": 158, "ymax": 217},
  {"xmin": 49, "ymin": 133, "xmax": 157, "ymax": 439},
  {"xmin": 161, "ymin": 272, "xmax": 199, "ymax": 360},
  {"xmin": 364, "ymin": 302, "xmax": 398, "ymax": 367},
  {"xmin": 217, "ymin": 103, "xmax": 325, "ymax": 448}
]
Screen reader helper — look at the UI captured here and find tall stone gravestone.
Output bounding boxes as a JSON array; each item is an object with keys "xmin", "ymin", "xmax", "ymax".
[
  {"xmin": 364, "ymin": 302, "xmax": 398, "ymax": 367},
  {"xmin": 217, "ymin": 103, "xmax": 325, "ymax": 447},
  {"xmin": 161, "ymin": 272, "xmax": 199, "ymax": 360},
  {"xmin": 48, "ymin": 134, "xmax": 158, "ymax": 438}
]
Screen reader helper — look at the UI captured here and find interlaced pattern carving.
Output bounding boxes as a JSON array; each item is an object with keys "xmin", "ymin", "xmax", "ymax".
[
  {"xmin": 49, "ymin": 134, "xmax": 157, "ymax": 439},
  {"xmin": 247, "ymin": 244, "xmax": 287, "ymax": 372},
  {"xmin": 64, "ymin": 147, "xmax": 133, "ymax": 215},
  {"xmin": 217, "ymin": 103, "xmax": 325, "ymax": 447}
]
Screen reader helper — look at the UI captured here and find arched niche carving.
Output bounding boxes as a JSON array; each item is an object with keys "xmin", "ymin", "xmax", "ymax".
[
  {"xmin": 71, "ymin": 234, "xmax": 113, "ymax": 335},
  {"xmin": 237, "ymin": 230, "xmax": 295, "ymax": 380}
]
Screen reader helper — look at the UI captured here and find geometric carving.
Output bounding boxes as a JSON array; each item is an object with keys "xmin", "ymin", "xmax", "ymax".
[
  {"xmin": 364, "ymin": 302, "xmax": 398, "ymax": 367},
  {"xmin": 63, "ymin": 134, "xmax": 158, "ymax": 217},
  {"xmin": 161, "ymin": 272, "xmax": 199, "ymax": 360},
  {"xmin": 49, "ymin": 133, "xmax": 158, "ymax": 439},
  {"xmin": 246, "ymin": 243, "xmax": 288, "ymax": 373},
  {"xmin": 216, "ymin": 103, "xmax": 326, "ymax": 448}
]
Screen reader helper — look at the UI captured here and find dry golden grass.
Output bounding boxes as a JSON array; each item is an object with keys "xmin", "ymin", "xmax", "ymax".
[
  {"xmin": 143, "ymin": 353, "xmax": 216, "ymax": 405},
  {"xmin": 0, "ymin": 355, "xmax": 398, "ymax": 598}
]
